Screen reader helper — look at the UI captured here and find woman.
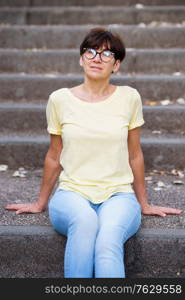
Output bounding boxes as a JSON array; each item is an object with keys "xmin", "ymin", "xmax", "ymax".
[{"xmin": 5, "ymin": 27, "xmax": 182, "ymax": 278}]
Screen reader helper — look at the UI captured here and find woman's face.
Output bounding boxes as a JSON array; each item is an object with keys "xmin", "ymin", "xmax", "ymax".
[{"xmin": 79, "ymin": 44, "xmax": 121, "ymax": 80}]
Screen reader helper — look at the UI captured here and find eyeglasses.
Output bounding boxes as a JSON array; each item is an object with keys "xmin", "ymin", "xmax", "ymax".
[{"xmin": 83, "ymin": 48, "xmax": 115, "ymax": 62}]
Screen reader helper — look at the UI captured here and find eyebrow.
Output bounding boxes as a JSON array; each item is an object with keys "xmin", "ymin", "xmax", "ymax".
[{"xmin": 93, "ymin": 47, "xmax": 111, "ymax": 51}]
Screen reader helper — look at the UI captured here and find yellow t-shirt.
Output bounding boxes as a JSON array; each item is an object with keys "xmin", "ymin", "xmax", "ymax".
[{"xmin": 46, "ymin": 85, "xmax": 145, "ymax": 204}]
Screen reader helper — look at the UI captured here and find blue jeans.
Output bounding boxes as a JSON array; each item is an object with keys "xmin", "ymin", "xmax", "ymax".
[{"xmin": 48, "ymin": 189, "xmax": 141, "ymax": 278}]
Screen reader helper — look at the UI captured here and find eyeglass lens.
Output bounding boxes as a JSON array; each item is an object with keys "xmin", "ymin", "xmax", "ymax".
[{"xmin": 84, "ymin": 48, "xmax": 114, "ymax": 62}]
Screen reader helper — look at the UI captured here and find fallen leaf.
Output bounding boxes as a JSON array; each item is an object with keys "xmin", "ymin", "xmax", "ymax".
[
  {"xmin": 157, "ymin": 181, "xmax": 165, "ymax": 187},
  {"xmin": 171, "ymin": 169, "xmax": 177, "ymax": 175},
  {"xmin": 177, "ymin": 170, "xmax": 184, "ymax": 178},
  {"xmin": 145, "ymin": 176, "xmax": 152, "ymax": 181},
  {"xmin": 135, "ymin": 4, "xmax": 144, "ymax": 9},
  {"xmin": 0, "ymin": 164, "xmax": 8, "ymax": 171},
  {"xmin": 153, "ymin": 187, "xmax": 163, "ymax": 191},
  {"xmin": 12, "ymin": 167, "xmax": 27, "ymax": 178},
  {"xmin": 160, "ymin": 99, "xmax": 171, "ymax": 105},
  {"xmin": 173, "ymin": 72, "xmax": 181, "ymax": 76},
  {"xmin": 152, "ymin": 130, "xmax": 161, "ymax": 134},
  {"xmin": 138, "ymin": 23, "xmax": 146, "ymax": 27},
  {"xmin": 145, "ymin": 100, "xmax": 157, "ymax": 106},
  {"xmin": 176, "ymin": 98, "xmax": 185, "ymax": 105},
  {"xmin": 173, "ymin": 180, "xmax": 184, "ymax": 185},
  {"xmin": 171, "ymin": 169, "xmax": 185, "ymax": 177}
]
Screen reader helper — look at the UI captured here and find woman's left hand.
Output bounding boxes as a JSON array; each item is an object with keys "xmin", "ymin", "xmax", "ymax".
[{"xmin": 141, "ymin": 204, "xmax": 183, "ymax": 217}]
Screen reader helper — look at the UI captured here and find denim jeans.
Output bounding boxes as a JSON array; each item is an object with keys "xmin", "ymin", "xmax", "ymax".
[{"xmin": 48, "ymin": 189, "xmax": 141, "ymax": 278}]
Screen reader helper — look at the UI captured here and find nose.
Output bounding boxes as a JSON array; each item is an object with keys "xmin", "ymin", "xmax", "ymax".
[{"xmin": 93, "ymin": 53, "xmax": 102, "ymax": 62}]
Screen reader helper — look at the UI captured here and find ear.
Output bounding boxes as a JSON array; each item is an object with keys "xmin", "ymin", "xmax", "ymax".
[
  {"xmin": 112, "ymin": 60, "xmax": 121, "ymax": 73},
  {"xmin": 79, "ymin": 56, "xmax": 83, "ymax": 67}
]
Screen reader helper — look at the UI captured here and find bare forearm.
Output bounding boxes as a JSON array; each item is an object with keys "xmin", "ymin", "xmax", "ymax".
[
  {"xmin": 37, "ymin": 153, "xmax": 62, "ymax": 209},
  {"xmin": 129, "ymin": 151, "xmax": 149, "ymax": 208}
]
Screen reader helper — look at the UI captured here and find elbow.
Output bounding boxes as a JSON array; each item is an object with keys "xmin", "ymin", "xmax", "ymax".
[
  {"xmin": 45, "ymin": 149, "xmax": 61, "ymax": 168},
  {"xmin": 129, "ymin": 148, "xmax": 144, "ymax": 163}
]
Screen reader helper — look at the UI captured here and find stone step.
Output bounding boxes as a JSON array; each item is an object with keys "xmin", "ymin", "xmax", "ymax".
[
  {"xmin": 0, "ymin": 48, "xmax": 184, "ymax": 74},
  {"xmin": 0, "ymin": 0, "xmax": 184, "ymax": 7},
  {"xmin": 1, "ymin": 25, "xmax": 185, "ymax": 49},
  {"xmin": 1, "ymin": 6, "xmax": 185, "ymax": 25},
  {"xmin": 0, "ymin": 74, "xmax": 185, "ymax": 102},
  {"xmin": 1, "ymin": 226, "xmax": 184, "ymax": 278},
  {"xmin": 1, "ymin": 128, "xmax": 185, "ymax": 139},
  {"xmin": 0, "ymin": 134, "xmax": 185, "ymax": 170},
  {"xmin": 0, "ymin": 104, "xmax": 185, "ymax": 134},
  {"xmin": 0, "ymin": 169, "xmax": 184, "ymax": 278}
]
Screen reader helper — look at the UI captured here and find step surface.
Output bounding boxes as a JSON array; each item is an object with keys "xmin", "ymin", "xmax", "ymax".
[
  {"xmin": 0, "ymin": 74, "xmax": 185, "ymax": 102},
  {"xmin": 0, "ymin": 0, "xmax": 184, "ymax": 7},
  {"xmin": 1, "ymin": 6, "xmax": 185, "ymax": 25},
  {"xmin": 1, "ymin": 104, "xmax": 185, "ymax": 133},
  {"xmin": 0, "ymin": 132, "xmax": 185, "ymax": 169},
  {"xmin": 0, "ymin": 48, "xmax": 184, "ymax": 74},
  {"xmin": 1, "ymin": 169, "xmax": 185, "ymax": 227},
  {"xmin": 1, "ymin": 25, "xmax": 185, "ymax": 49}
]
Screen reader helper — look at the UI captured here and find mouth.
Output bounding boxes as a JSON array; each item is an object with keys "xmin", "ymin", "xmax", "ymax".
[{"xmin": 90, "ymin": 66, "xmax": 103, "ymax": 70}]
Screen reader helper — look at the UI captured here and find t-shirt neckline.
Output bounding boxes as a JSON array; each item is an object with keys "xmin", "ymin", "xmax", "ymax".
[{"xmin": 66, "ymin": 86, "xmax": 119, "ymax": 105}]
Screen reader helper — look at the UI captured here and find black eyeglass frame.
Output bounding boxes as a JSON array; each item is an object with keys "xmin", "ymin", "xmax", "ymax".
[{"xmin": 82, "ymin": 47, "xmax": 115, "ymax": 62}]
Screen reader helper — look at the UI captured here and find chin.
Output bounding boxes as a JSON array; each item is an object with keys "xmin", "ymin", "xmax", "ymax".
[{"xmin": 85, "ymin": 71, "xmax": 106, "ymax": 80}]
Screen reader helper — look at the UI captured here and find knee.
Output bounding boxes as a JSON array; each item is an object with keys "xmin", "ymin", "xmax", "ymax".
[
  {"xmin": 95, "ymin": 226, "xmax": 121, "ymax": 252},
  {"xmin": 70, "ymin": 210, "xmax": 99, "ymax": 236}
]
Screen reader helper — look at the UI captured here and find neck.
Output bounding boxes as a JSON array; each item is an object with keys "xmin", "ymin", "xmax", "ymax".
[{"xmin": 81, "ymin": 77, "xmax": 113, "ymax": 98}]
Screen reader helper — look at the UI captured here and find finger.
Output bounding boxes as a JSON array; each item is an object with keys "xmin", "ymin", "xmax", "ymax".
[
  {"xmin": 147, "ymin": 207, "xmax": 167, "ymax": 217},
  {"xmin": 5, "ymin": 204, "xmax": 21, "ymax": 210},
  {"xmin": 5, "ymin": 204, "xmax": 29, "ymax": 211},
  {"xmin": 156, "ymin": 211, "xmax": 166, "ymax": 217},
  {"xmin": 16, "ymin": 208, "xmax": 30, "ymax": 215},
  {"xmin": 162, "ymin": 208, "xmax": 182, "ymax": 214},
  {"xmin": 143, "ymin": 209, "xmax": 166, "ymax": 217},
  {"xmin": 16, "ymin": 206, "xmax": 35, "ymax": 214}
]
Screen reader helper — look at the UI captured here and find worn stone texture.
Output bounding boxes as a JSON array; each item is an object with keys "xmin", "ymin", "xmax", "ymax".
[{"xmin": 0, "ymin": 0, "xmax": 185, "ymax": 278}]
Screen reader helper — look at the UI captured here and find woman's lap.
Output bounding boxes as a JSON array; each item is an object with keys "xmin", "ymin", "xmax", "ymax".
[{"xmin": 48, "ymin": 189, "xmax": 141, "ymax": 238}]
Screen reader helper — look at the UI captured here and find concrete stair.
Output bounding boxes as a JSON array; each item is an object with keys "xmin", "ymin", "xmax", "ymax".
[
  {"xmin": 0, "ymin": 0, "xmax": 184, "ymax": 7},
  {"xmin": 0, "ymin": 0, "xmax": 185, "ymax": 278},
  {"xmin": 1, "ymin": 6, "xmax": 185, "ymax": 25},
  {"xmin": 1, "ymin": 48, "xmax": 185, "ymax": 74},
  {"xmin": 1, "ymin": 74, "xmax": 185, "ymax": 103},
  {"xmin": 1, "ymin": 25, "xmax": 185, "ymax": 49},
  {"xmin": 1, "ymin": 169, "xmax": 185, "ymax": 278}
]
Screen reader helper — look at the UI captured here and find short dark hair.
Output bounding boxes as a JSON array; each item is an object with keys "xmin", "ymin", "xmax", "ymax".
[{"xmin": 80, "ymin": 27, "xmax": 126, "ymax": 62}]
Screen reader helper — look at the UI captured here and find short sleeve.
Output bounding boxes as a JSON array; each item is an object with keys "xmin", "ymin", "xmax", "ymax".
[
  {"xmin": 128, "ymin": 89, "xmax": 145, "ymax": 130},
  {"xmin": 46, "ymin": 94, "xmax": 62, "ymax": 135}
]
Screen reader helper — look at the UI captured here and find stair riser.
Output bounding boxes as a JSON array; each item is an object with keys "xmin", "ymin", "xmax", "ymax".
[
  {"xmin": 0, "ymin": 75, "xmax": 185, "ymax": 102},
  {"xmin": 0, "ymin": 49, "xmax": 184, "ymax": 74},
  {"xmin": 0, "ymin": 227, "xmax": 65, "ymax": 278},
  {"xmin": 1, "ymin": 8, "xmax": 185, "ymax": 25},
  {"xmin": 1, "ymin": 26, "xmax": 185, "ymax": 49},
  {"xmin": 0, "ymin": 139, "xmax": 184, "ymax": 170},
  {"xmin": 1, "ymin": 107, "xmax": 185, "ymax": 133},
  {"xmin": 0, "ymin": 226, "xmax": 184, "ymax": 278},
  {"xmin": 0, "ymin": 0, "xmax": 184, "ymax": 7},
  {"xmin": 0, "ymin": 108, "xmax": 46, "ymax": 133},
  {"xmin": 126, "ymin": 230, "xmax": 185, "ymax": 278}
]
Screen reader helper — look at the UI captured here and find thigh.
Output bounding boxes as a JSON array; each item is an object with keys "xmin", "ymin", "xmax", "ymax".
[
  {"xmin": 97, "ymin": 192, "xmax": 141, "ymax": 241},
  {"xmin": 48, "ymin": 189, "xmax": 97, "ymax": 236}
]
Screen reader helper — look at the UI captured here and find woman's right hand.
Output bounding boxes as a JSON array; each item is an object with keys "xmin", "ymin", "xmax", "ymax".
[{"xmin": 4, "ymin": 201, "xmax": 47, "ymax": 214}]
